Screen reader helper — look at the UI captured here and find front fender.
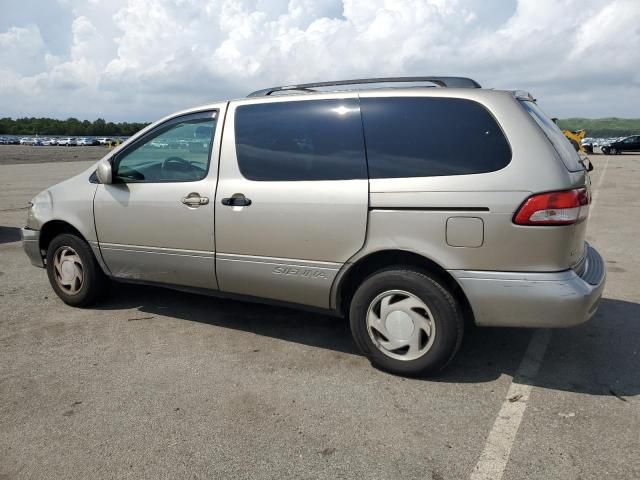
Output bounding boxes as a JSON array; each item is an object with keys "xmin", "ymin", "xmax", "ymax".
[{"xmin": 27, "ymin": 167, "xmax": 99, "ymax": 243}]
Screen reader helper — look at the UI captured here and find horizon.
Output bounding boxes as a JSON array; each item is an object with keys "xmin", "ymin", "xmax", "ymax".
[
  {"xmin": 2, "ymin": 114, "xmax": 640, "ymax": 124},
  {"xmin": 3, "ymin": 114, "xmax": 640, "ymax": 139}
]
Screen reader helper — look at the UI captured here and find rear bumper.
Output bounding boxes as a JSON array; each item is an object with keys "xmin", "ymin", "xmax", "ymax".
[
  {"xmin": 21, "ymin": 227, "xmax": 44, "ymax": 268},
  {"xmin": 450, "ymin": 244, "xmax": 606, "ymax": 328}
]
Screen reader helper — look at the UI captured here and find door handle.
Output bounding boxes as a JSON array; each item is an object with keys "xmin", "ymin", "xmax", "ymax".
[
  {"xmin": 221, "ymin": 195, "xmax": 252, "ymax": 207},
  {"xmin": 181, "ymin": 192, "xmax": 209, "ymax": 207}
]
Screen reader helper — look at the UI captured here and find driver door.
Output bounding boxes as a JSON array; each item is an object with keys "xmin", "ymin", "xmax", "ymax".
[{"xmin": 93, "ymin": 108, "xmax": 223, "ymax": 289}]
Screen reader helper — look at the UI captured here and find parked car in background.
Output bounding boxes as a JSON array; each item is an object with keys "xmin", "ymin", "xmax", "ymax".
[
  {"xmin": 601, "ymin": 135, "xmax": 640, "ymax": 155},
  {"xmin": 78, "ymin": 138, "xmax": 101, "ymax": 146},
  {"xmin": 18, "ymin": 137, "xmax": 45, "ymax": 146},
  {"xmin": 581, "ymin": 137, "xmax": 595, "ymax": 154},
  {"xmin": 57, "ymin": 137, "xmax": 78, "ymax": 146},
  {"xmin": 149, "ymin": 139, "xmax": 169, "ymax": 148},
  {"xmin": 97, "ymin": 137, "xmax": 113, "ymax": 145},
  {"xmin": 21, "ymin": 76, "xmax": 605, "ymax": 376}
]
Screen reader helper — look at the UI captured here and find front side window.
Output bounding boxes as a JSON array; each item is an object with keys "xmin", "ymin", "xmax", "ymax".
[
  {"xmin": 361, "ymin": 97, "xmax": 512, "ymax": 178},
  {"xmin": 114, "ymin": 112, "xmax": 216, "ymax": 183},
  {"xmin": 234, "ymin": 99, "xmax": 367, "ymax": 181}
]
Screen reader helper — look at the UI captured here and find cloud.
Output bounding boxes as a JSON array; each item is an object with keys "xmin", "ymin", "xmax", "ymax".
[
  {"xmin": 0, "ymin": 24, "xmax": 47, "ymax": 75},
  {"xmin": 0, "ymin": 0, "xmax": 638, "ymax": 120}
]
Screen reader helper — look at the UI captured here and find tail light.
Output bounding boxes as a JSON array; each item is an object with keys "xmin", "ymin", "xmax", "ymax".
[{"xmin": 513, "ymin": 188, "xmax": 589, "ymax": 226}]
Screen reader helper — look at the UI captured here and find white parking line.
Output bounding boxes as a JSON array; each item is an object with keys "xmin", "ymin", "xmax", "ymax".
[
  {"xmin": 589, "ymin": 156, "xmax": 609, "ymax": 212},
  {"xmin": 469, "ymin": 329, "xmax": 551, "ymax": 480},
  {"xmin": 469, "ymin": 156, "xmax": 609, "ymax": 480}
]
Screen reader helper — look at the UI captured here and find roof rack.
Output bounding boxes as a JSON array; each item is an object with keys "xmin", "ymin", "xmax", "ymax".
[{"xmin": 247, "ymin": 76, "xmax": 481, "ymax": 97}]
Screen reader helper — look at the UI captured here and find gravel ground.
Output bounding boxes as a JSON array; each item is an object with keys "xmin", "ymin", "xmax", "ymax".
[
  {"xmin": 0, "ymin": 149, "xmax": 638, "ymax": 480},
  {"xmin": 0, "ymin": 145, "xmax": 107, "ymax": 165}
]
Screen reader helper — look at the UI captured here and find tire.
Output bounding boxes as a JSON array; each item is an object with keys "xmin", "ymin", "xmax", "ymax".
[
  {"xmin": 349, "ymin": 267, "xmax": 464, "ymax": 376},
  {"xmin": 46, "ymin": 233, "xmax": 108, "ymax": 307}
]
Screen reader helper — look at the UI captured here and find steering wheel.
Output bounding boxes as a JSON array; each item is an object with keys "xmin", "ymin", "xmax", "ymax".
[{"xmin": 161, "ymin": 156, "xmax": 192, "ymax": 178}]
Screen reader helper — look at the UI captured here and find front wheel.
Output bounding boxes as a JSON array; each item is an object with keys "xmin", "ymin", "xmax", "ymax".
[
  {"xmin": 46, "ymin": 233, "xmax": 108, "ymax": 307},
  {"xmin": 349, "ymin": 268, "xmax": 464, "ymax": 376}
]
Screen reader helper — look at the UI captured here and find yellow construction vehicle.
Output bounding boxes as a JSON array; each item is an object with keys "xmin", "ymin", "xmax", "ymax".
[
  {"xmin": 562, "ymin": 129, "xmax": 586, "ymax": 152},
  {"xmin": 551, "ymin": 118, "xmax": 586, "ymax": 152}
]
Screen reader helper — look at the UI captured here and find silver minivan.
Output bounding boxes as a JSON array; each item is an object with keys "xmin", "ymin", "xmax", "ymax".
[{"xmin": 22, "ymin": 77, "xmax": 606, "ymax": 375}]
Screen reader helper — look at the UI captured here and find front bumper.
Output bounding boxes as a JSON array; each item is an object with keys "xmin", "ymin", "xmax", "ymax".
[
  {"xmin": 21, "ymin": 227, "xmax": 44, "ymax": 268},
  {"xmin": 450, "ymin": 244, "xmax": 606, "ymax": 328}
]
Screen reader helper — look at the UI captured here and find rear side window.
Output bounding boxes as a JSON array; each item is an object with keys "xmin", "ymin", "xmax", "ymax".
[
  {"xmin": 360, "ymin": 97, "xmax": 511, "ymax": 178},
  {"xmin": 519, "ymin": 100, "xmax": 583, "ymax": 172},
  {"xmin": 234, "ymin": 99, "xmax": 367, "ymax": 181}
]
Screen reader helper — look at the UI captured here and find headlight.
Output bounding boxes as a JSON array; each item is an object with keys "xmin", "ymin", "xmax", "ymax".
[
  {"xmin": 26, "ymin": 200, "xmax": 35, "ymax": 227},
  {"xmin": 25, "ymin": 193, "xmax": 48, "ymax": 229}
]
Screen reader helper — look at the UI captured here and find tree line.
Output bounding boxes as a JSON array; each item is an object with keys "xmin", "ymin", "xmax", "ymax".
[
  {"xmin": 2, "ymin": 115, "xmax": 638, "ymax": 139},
  {"xmin": 557, "ymin": 118, "xmax": 640, "ymax": 138},
  {"xmin": 0, "ymin": 117, "xmax": 150, "ymax": 137}
]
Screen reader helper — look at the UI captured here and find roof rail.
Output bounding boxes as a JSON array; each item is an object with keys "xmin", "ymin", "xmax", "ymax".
[{"xmin": 247, "ymin": 76, "xmax": 482, "ymax": 97}]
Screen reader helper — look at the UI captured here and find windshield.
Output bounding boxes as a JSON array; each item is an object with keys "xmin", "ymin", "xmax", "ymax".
[{"xmin": 519, "ymin": 100, "xmax": 583, "ymax": 172}]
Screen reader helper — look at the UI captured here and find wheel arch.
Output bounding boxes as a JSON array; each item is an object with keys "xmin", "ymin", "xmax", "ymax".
[
  {"xmin": 39, "ymin": 220, "xmax": 87, "ymax": 254},
  {"xmin": 333, "ymin": 249, "xmax": 475, "ymax": 325}
]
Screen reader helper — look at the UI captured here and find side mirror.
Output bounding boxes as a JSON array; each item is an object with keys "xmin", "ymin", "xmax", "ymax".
[{"xmin": 96, "ymin": 158, "xmax": 113, "ymax": 184}]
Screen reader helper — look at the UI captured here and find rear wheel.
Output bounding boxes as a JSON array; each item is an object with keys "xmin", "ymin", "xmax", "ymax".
[
  {"xmin": 46, "ymin": 233, "xmax": 108, "ymax": 307},
  {"xmin": 349, "ymin": 267, "xmax": 464, "ymax": 376}
]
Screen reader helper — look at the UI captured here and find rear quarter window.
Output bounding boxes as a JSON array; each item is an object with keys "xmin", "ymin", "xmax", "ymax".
[
  {"xmin": 360, "ymin": 97, "xmax": 511, "ymax": 178},
  {"xmin": 519, "ymin": 100, "xmax": 583, "ymax": 172}
]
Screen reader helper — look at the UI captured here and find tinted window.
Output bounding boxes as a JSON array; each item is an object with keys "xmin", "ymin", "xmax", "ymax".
[
  {"xmin": 114, "ymin": 112, "xmax": 216, "ymax": 183},
  {"xmin": 234, "ymin": 99, "xmax": 366, "ymax": 181},
  {"xmin": 519, "ymin": 100, "xmax": 583, "ymax": 172},
  {"xmin": 361, "ymin": 97, "xmax": 511, "ymax": 178}
]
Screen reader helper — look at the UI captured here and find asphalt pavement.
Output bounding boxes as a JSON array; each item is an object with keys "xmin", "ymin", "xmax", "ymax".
[{"xmin": 0, "ymin": 152, "xmax": 638, "ymax": 479}]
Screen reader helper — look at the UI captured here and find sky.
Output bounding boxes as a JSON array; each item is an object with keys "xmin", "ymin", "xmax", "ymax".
[{"xmin": 0, "ymin": 0, "xmax": 639, "ymax": 122}]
